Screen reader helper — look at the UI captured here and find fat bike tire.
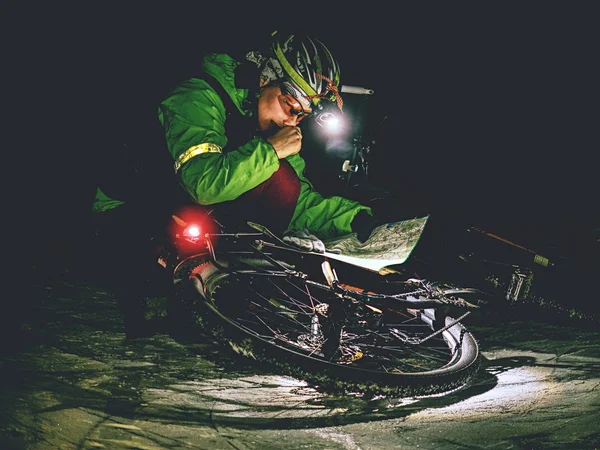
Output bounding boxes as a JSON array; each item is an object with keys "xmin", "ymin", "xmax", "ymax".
[{"xmin": 185, "ymin": 257, "xmax": 481, "ymax": 397}]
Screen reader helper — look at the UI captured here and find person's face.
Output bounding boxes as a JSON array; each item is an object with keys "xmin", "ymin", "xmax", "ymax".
[{"xmin": 257, "ymin": 85, "xmax": 312, "ymax": 135}]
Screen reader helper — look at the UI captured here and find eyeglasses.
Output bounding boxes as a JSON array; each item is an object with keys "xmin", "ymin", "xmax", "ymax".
[
  {"xmin": 279, "ymin": 94, "xmax": 312, "ymax": 121},
  {"xmin": 278, "ymin": 81, "xmax": 313, "ymax": 120}
]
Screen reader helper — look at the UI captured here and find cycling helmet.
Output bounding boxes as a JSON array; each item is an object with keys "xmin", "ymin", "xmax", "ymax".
[{"xmin": 246, "ymin": 31, "xmax": 343, "ymax": 111}]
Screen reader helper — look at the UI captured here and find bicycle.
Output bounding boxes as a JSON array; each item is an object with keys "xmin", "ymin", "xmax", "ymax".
[{"xmin": 157, "ymin": 207, "xmax": 489, "ymax": 398}]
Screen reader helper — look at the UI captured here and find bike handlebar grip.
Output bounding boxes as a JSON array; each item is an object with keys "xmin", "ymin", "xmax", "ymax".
[
  {"xmin": 341, "ymin": 85, "xmax": 375, "ymax": 95},
  {"xmin": 342, "ymin": 160, "xmax": 358, "ymax": 172}
]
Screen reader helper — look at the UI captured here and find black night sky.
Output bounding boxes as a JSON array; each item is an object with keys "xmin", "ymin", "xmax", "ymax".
[{"xmin": 7, "ymin": 3, "xmax": 597, "ymax": 271}]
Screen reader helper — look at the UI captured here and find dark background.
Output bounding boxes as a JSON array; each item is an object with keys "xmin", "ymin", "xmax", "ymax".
[{"xmin": 5, "ymin": 3, "xmax": 597, "ymax": 276}]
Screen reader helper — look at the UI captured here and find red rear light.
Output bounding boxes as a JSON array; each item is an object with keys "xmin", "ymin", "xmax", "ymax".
[
  {"xmin": 170, "ymin": 206, "xmax": 215, "ymax": 253},
  {"xmin": 185, "ymin": 225, "xmax": 201, "ymax": 238}
]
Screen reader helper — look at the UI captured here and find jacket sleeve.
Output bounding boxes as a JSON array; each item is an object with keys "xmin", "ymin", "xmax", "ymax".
[
  {"xmin": 157, "ymin": 79, "xmax": 280, "ymax": 205},
  {"xmin": 286, "ymin": 154, "xmax": 372, "ymax": 240}
]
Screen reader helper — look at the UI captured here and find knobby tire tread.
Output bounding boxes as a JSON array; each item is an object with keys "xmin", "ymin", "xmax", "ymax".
[{"xmin": 177, "ymin": 257, "xmax": 481, "ymax": 397}]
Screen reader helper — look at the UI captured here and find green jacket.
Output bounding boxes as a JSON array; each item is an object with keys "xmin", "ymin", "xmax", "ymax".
[{"xmin": 96, "ymin": 53, "xmax": 371, "ymax": 239}]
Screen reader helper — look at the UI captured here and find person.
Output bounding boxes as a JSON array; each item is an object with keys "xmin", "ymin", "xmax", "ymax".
[
  {"xmin": 155, "ymin": 30, "xmax": 380, "ymax": 241},
  {"xmin": 91, "ymin": 30, "xmax": 382, "ymax": 338}
]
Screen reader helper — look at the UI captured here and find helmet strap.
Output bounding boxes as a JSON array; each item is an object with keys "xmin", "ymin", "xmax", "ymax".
[{"xmin": 306, "ymin": 74, "xmax": 344, "ymax": 111}]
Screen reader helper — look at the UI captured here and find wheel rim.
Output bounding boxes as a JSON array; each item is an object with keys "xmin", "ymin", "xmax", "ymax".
[{"xmin": 207, "ymin": 269, "xmax": 477, "ymax": 378}]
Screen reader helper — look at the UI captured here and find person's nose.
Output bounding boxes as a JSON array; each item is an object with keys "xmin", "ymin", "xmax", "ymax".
[{"xmin": 283, "ymin": 115, "xmax": 301, "ymax": 126}]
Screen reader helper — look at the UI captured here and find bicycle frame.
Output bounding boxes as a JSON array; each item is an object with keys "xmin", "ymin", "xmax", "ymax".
[{"xmin": 159, "ymin": 206, "xmax": 483, "ymax": 396}]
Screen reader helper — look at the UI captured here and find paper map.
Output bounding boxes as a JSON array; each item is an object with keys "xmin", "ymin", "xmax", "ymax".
[{"xmin": 322, "ymin": 216, "xmax": 429, "ymax": 273}]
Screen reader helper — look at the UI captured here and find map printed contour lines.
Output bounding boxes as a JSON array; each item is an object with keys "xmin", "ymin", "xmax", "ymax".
[{"xmin": 322, "ymin": 216, "xmax": 429, "ymax": 273}]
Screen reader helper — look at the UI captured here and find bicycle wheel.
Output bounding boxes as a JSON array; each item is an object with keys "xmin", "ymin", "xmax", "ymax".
[{"xmin": 184, "ymin": 254, "xmax": 481, "ymax": 397}]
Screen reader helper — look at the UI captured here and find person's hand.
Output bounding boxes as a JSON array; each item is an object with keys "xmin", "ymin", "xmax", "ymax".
[
  {"xmin": 266, "ymin": 126, "xmax": 302, "ymax": 159},
  {"xmin": 351, "ymin": 210, "xmax": 386, "ymax": 243},
  {"xmin": 283, "ymin": 228, "xmax": 325, "ymax": 253}
]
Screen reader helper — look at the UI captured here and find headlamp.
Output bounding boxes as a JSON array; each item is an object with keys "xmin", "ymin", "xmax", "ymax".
[{"xmin": 313, "ymin": 103, "xmax": 343, "ymax": 134}]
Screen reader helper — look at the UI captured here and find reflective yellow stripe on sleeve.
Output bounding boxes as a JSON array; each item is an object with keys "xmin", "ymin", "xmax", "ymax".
[{"xmin": 174, "ymin": 143, "xmax": 223, "ymax": 172}]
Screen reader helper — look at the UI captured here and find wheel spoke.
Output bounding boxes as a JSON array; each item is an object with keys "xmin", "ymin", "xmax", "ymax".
[{"xmin": 207, "ymin": 262, "xmax": 478, "ymax": 385}]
